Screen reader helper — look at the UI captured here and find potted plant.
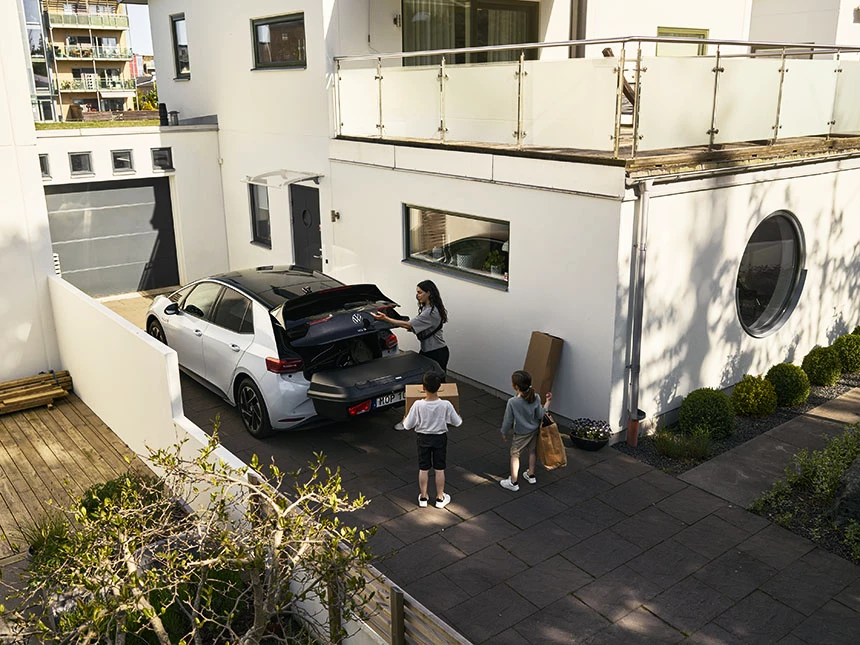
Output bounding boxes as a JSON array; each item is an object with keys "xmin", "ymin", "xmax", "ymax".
[
  {"xmin": 483, "ymin": 249, "xmax": 506, "ymax": 275},
  {"xmin": 569, "ymin": 418, "xmax": 611, "ymax": 451}
]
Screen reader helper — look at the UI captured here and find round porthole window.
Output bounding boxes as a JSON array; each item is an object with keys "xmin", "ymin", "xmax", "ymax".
[{"xmin": 736, "ymin": 210, "xmax": 806, "ymax": 337}]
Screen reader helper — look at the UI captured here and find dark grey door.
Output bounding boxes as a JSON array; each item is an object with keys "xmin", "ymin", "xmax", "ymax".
[
  {"xmin": 45, "ymin": 177, "xmax": 179, "ymax": 297},
  {"xmin": 289, "ymin": 184, "xmax": 322, "ymax": 272}
]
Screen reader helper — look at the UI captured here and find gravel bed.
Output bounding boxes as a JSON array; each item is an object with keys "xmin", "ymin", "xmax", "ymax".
[{"xmin": 613, "ymin": 373, "xmax": 860, "ymax": 475}]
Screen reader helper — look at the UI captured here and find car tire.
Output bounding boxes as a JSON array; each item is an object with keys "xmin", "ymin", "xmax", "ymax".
[
  {"xmin": 147, "ymin": 318, "xmax": 167, "ymax": 345},
  {"xmin": 236, "ymin": 377, "xmax": 274, "ymax": 439}
]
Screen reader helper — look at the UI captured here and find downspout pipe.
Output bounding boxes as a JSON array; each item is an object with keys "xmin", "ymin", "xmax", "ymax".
[
  {"xmin": 569, "ymin": 0, "xmax": 588, "ymax": 59},
  {"xmin": 625, "ymin": 179, "xmax": 652, "ymax": 446}
]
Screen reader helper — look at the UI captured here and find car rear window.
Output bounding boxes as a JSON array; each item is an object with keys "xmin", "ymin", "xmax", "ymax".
[{"xmin": 212, "ymin": 289, "xmax": 253, "ymax": 334}]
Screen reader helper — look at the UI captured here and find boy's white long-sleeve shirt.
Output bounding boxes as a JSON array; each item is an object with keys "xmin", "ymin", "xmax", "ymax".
[{"xmin": 403, "ymin": 399, "xmax": 462, "ymax": 435}]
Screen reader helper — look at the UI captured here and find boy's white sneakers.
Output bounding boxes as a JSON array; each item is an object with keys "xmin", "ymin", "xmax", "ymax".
[
  {"xmin": 394, "ymin": 421, "xmax": 406, "ymax": 431},
  {"xmin": 500, "ymin": 477, "xmax": 520, "ymax": 491},
  {"xmin": 435, "ymin": 493, "xmax": 451, "ymax": 509},
  {"xmin": 522, "ymin": 471, "xmax": 537, "ymax": 485},
  {"xmin": 418, "ymin": 496, "xmax": 428, "ymax": 508}
]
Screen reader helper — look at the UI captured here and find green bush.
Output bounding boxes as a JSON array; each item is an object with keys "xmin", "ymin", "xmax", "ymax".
[
  {"xmin": 833, "ymin": 333, "xmax": 860, "ymax": 373},
  {"xmin": 853, "ymin": 325, "xmax": 860, "ymax": 336},
  {"xmin": 801, "ymin": 345, "xmax": 842, "ymax": 386},
  {"xmin": 678, "ymin": 387, "xmax": 734, "ymax": 439},
  {"xmin": 653, "ymin": 427, "xmax": 712, "ymax": 460},
  {"xmin": 766, "ymin": 363, "xmax": 810, "ymax": 407},
  {"xmin": 731, "ymin": 375, "xmax": 777, "ymax": 417}
]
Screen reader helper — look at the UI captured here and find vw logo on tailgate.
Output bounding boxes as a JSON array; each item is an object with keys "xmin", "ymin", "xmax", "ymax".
[{"xmin": 351, "ymin": 313, "xmax": 363, "ymax": 325}]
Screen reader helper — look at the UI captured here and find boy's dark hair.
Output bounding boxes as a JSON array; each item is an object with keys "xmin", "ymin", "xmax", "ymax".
[{"xmin": 423, "ymin": 370, "xmax": 442, "ymax": 393}]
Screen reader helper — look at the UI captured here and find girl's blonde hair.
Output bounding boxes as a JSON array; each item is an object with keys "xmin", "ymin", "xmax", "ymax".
[{"xmin": 512, "ymin": 370, "xmax": 536, "ymax": 403}]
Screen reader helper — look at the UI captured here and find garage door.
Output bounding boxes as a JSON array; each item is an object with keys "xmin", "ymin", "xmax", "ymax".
[{"xmin": 45, "ymin": 177, "xmax": 180, "ymax": 298}]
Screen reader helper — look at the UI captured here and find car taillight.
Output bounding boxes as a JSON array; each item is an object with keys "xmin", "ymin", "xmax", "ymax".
[
  {"xmin": 266, "ymin": 357, "xmax": 303, "ymax": 374},
  {"xmin": 348, "ymin": 400, "xmax": 372, "ymax": 416},
  {"xmin": 382, "ymin": 331, "xmax": 398, "ymax": 350}
]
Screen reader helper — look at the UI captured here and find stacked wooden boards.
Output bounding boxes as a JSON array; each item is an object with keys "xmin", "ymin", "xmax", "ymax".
[{"xmin": 0, "ymin": 371, "xmax": 72, "ymax": 416}]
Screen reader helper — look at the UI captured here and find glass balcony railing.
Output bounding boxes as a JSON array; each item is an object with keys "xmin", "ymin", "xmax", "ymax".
[
  {"xmin": 48, "ymin": 12, "xmax": 130, "ymax": 29},
  {"xmin": 58, "ymin": 77, "xmax": 136, "ymax": 92},
  {"xmin": 53, "ymin": 45, "xmax": 133, "ymax": 60},
  {"xmin": 334, "ymin": 37, "xmax": 860, "ymax": 159}
]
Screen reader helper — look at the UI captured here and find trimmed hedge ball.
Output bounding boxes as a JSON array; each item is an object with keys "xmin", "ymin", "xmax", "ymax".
[
  {"xmin": 801, "ymin": 345, "xmax": 842, "ymax": 386},
  {"xmin": 731, "ymin": 375, "xmax": 777, "ymax": 418},
  {"xmin": 679, "ymin": 387, "xmax": 734, "ymax": 440},
  {"xmin": 833, "ymin": 334, "xmax": 860, "ymax": 373},
  {"xmin": 766, "ymin": 363, "xmax": 810, "ymax": 407}
]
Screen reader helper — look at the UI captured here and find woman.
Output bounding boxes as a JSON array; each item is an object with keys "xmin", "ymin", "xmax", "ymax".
[{"xmin": 372, "ymin": 279, "xmax": 450, "ymax": 374}]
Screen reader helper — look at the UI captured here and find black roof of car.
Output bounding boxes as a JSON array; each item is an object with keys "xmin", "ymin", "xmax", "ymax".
[{"xmin": 212, "ymin": 265, "xmax": 344, "ymax": 309}]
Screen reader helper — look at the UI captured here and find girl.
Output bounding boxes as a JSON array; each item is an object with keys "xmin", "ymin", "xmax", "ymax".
[{"xmin": 499, "ymin": 370, "xmax": 552, "ymax": 491}]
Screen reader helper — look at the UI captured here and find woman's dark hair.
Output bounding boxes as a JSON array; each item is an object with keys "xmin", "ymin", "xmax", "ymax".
[
  {"xmin": 417, "ymin": 279, "xmax": 448, "ymax": 323},
  {"xmin": 512, "ymin": 370, "xmax": 536, "ymax": 403}
]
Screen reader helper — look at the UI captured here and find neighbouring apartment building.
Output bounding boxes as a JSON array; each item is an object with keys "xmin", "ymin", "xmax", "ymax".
[{"xmin": 18, "ymin": 0, "xmax": 137, "ymax": 121}]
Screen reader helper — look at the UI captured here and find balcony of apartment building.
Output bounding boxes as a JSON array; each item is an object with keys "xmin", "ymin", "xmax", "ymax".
[
  {"xmin": 52, "ymin": 44, "xmax": 133, "ymax": 60},
  {"xmin": 333, "ymin": 36, "xmax": 860, "ymax": 174},
  {"xmin": 56, "ymin": 74, "xmax": 135, "ymax": 92},
  {"xmin": 47, "ymin": 10, "xmax": 129, "ymax": 30}
]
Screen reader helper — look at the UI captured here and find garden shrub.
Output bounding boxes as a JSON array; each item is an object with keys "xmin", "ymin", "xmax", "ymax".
[
  {"xmin": 853, "ymin": 325, "xmax": 860, "ymax": 336},
  {"xmin": 678, "ymin": 387, "xmax": 734, "ymax": 439},
  {"xmin": 833, "ymin": 333, "xmax": 860, "ymax": 373},
  {"xmin": 731, "ymin": 375, "xmax": 777, "ymax": 418},
  {"xmin": 653, "ymin": 427, "xmax": 712, "ymax": 460},
  {"xmin": 766, "ymin": 363, "xmax": 810, "ymax": 407},
  {"xmin": 801, "ymin": 345, "xmax": 842, "ymax": 386}
]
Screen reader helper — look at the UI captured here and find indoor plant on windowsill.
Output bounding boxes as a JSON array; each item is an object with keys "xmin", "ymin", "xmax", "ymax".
[
  {"xmin": 569, "ymin": 418, "xmax": 611, "ymax": 451},
  {"xmin": 483, "ymin": 249, "xmax": 506, "ymax": 276}
]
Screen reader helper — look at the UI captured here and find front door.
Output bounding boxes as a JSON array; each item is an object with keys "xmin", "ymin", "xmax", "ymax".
[{"xmin": 289, "ymin": 184, "xmax": 322, "ymax": 272}]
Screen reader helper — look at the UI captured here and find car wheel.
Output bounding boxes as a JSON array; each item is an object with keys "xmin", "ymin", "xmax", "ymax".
[
  {"xmin": 236, "ymin": 378, "xmax": 274, "ymax": 439},
  {"xmin": 147, "ymin": 318, "xmax": 167, "ymax": 345}
]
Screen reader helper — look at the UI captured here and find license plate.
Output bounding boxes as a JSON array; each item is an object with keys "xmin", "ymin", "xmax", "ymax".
[{"xmin": 374, "ymin": 391, "xmax": 405, "ymax": 408}]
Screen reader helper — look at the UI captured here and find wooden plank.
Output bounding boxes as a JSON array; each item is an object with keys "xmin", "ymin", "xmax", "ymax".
[
  {"xmin": 0, "ymin": 380, "xmax": 71, "ymax": 399},
  {"xmin": 56, "ymin": 396, "xmax": 142, "ymax": 475},
  {"xmin": 0, "ymin": 371, "xmax": 70, "ymax": 392},
  {"xmin": 0, "ymin": 417, "xmax": 51, "ymax": 536},
  {"xmin": 0, "ymin": 389, "xmax": 68, "ymax": 415}
]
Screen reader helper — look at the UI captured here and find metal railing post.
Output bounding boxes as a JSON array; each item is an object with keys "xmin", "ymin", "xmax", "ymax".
[
  {"xmin": 390, "ymin": 585, "xmax": 405, "ymax": 645},
  {"xmin": 438, "ymin": 56, "xmax": 448, "ymax": 142},
  {"xmin": 335, "ymin": 59, "xmax": 343, "ymax": 137},
  {"xmin": 612, "ymin": 45, "xmax": 626, "ymax": 158},
  {"xmin": 707, "ymin": 45, "xmax": 724, "ymax": 148},
  {"xmin": 515, "ymin": 50, "xmax": 527, "ymax": 148},
  {"xmin": 771, "ymin": 48, "xmax": 788, "ymax": 144},
  {"xmin": 631, "ymin": 43, "xmax": 644, "ymax": 158},
  {"xmin": 375, "ymin": 57, "xmax": 384, "ymax": 138},
  {"xmin": 828, "ymin": 50, "xmax": 842, "ymax": 139}
]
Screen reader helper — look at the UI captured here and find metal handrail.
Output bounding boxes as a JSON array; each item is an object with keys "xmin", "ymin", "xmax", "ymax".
[{"xmin": 334, "ymin": 35, "xmax": 860, "ymax": 63}]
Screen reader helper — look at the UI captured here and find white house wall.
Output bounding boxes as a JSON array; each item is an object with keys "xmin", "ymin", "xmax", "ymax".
[
  {"xmin": 632, "ymin": 159, "xmax": 860, "ymax": 421},
  {"xmin": 35, "ymin": 127, "xmax": 229, "ymax": 283},
  {"xmin": 328, "ymin": 144, "xmax": 627, "ymax": 423},
  {"xmin": 0, "ymin": 0, "xmax": 59, "ymax": 380},
  {"xmin": 749, "ymin": 0, "xmax": 840, "ymax": 45}
]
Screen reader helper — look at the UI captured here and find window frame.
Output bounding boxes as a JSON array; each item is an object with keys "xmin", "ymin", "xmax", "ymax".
[
  {"xmin": 180, "ymin": 281, "xmax": 223, "ymax": 320},
  {"xmin": 111, "ymin": 149, "xmax": 134, "ymax": 174},
  {"xmin": 151, "ymin": 147, "xmax": 174, "ymax": 171},
  {"xmin": 656, "ymin": 26, "xmax": 710, "ymax": 56},
  {"xmin": 249, "ymin": 183, "xmax": 272, "ymax": 248},
  {"xmin": 39, "ymin": 154, "xmax": 50, "ymax": 178},
  {"xmin": 170, "ymin": 13, "xmax": 191, "ymax": 80},
  {"xmin": 251, "ymin": 13, "xmax": 307, "ymax": 70},
  {"xmin": 402, "ymin": 204, "xmax": 510, "ymax": 289},
  {"xmin": 68, "ymin": 151, "xmax": 94, "ymax": 176},
  {"xmin": 211, "ymin": 287, "xmax": 254, "ymax": 334}
]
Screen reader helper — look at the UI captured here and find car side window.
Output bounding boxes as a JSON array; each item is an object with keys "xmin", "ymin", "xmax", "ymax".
[
  {"xmin": 211, "ymin": 288, "xmax": 254, "ymax": 334},
  {"xmin": 181, "ymin": 282, "xmax": 222, "ymax": 320}
]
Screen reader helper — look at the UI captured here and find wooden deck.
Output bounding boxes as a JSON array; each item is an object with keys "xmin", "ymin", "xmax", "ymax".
[{"xmin": 0, "ymin": 394, "xmax": 150, "ymax": 560}]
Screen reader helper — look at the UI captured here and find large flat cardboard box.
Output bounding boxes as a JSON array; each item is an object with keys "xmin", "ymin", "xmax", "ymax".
[
  {"xmin": 404, "ymin": 383, "xmax": 460, "ymax": 417},
  {"xmin": 523, "ymin": 331, "xmax": 563, "ymax": 399}
]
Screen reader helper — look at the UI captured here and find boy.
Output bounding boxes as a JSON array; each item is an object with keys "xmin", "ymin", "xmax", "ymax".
[{"xmin": 402, "ymin": 371, "xmax": 462, "ymax": 508}]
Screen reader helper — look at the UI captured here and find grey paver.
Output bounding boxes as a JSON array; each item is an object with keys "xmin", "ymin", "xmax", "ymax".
[
  {"xmin": 512, "ymin": 554, "xmax": 593, "ymax": 608},
  {"xmin": 655, "ymin": 486, "xmax": 728, "ymax": 524},
  {"xmin": 380, "ymin": 505, "xmax": 460, "ymax": 543},
  {"xmin": 408, "ymin": 570, "xmax": 473, "ymax": 614},
  {"xmin": 493, "ymin": 489, "xmax": 569, "ymax": 530},
  {"xmin": 674, "ymin": 514, "xmax": 757, "ymax": 560},
  {"xmin": 575, "ymin": 564, "xmax": 663, "ymax": 622},
  {"xmin": 541, "ymin": 469, "xmax": 615, "ymax": 504},
  {"xmin": 644, "ymin": 575, "xmax": 735, "ymax": 634},
  {"xmin": 713, "ymin": 590, "xmax": 805, "ymax": 642},
  {"xmin": 563, "ymin": 529, "xmax": 642, "ymax": 577},
  {"xmin": 552, "ymin": 497, "xmax": 627, "ymax": 540},
  {"xmin": 512, "ymin": 594, "xmax": 611, "ymax": 644},
  {"xmin": 378, "ymin": 534, "xmax": 466, "ymax": 584},
  {"xmin": 498, "ymin": 518, "xmax": 580, "ymax": 566},
  {"xmin": 597, "ymin": 476, "xmax": 674, "ymax": 515},
  {"xmin": 587, "ymin": 453, "xmax": 653, "ymax": 485},
  {"xmin": 789, "ymin": 599, "xmax": 860, "ymax": 645},
  {"xmin": 736, "ymin": 523, "xmax": 815, "ymax": 570},
  {"xmin": 441, "ymin": 544, "xmax": 528, "ymax": 596},
  {"xmin": 834, "ymin": 577, "xmax": 860, "ymax": 612},
  {"xmin": 761, "ymin": 548, "xmax": 860, "ymax": 615},
  {"xmin": 583, "ymin": 608, "xmax": 686, "ymax": 644},
  {"xmin": 626, "ymin": 539, "xmax": 710, "ymax": 590},
  {"xmin": 711, "ymin": 503, "xmax": 771, "ymax": 534},
  {"xmin": 440, "ymin": 510, "xmax": 519, "ymax": 554},
  {"xmin": 443, "ymin": 583, "xmax": 538, "ymax": 644},
  {"xmin": 692, "ymin": 548, "xmax": 779, "ymax": 600},
  {"xmin": 612, "ymin": 505, "xmax": 688, "ymax": 550}
]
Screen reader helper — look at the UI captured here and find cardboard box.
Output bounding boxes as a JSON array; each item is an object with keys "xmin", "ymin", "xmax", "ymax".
[
  {"xmin": 404, "ymin": 383, "xmax": 460, "ymax": 417},
  {"xmin": 523, "ymin": 331, "xmax": 563, "ymax": 399}
]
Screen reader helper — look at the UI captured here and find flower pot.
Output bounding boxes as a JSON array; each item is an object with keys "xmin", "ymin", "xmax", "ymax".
[{"xmin": 570, "ymin": 434, "xmax": 608, "ymax": 451}]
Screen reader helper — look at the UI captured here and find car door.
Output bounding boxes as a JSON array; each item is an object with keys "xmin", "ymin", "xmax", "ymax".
[
  {"xmin": 201, "ymin": 287, "xmax": 255, "ymax": 397},
  {"xmin": 168, "ymin": 281, "xmax": 222, "ymax": 377}
]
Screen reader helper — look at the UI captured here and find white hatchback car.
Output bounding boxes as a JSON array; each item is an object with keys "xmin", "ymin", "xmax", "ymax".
[{"xmin": 146, "ymin": 266, "xmax": 439, "ymax": 438}]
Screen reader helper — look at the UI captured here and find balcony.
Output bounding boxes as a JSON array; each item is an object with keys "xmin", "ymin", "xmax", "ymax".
[
  {"xmin": 48, "ymin": 11, "xmax": 129, "ymax": 29},
  {"xmin": 58, "ymin": 77, "xmax": 136, "ymax": 92},
  {"xmin": 53, "ymin": 45, "xmax": 134, "ymax": 60},
  {"xmin": 334, "ymin": 37, "xmax": 860, "ymax": 168}
]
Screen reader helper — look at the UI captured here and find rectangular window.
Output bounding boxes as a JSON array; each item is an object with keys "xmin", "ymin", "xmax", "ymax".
[
  {"xmin": 32, "ymin": 62, "xmax": 50, "ymax": 90},
  {"xmin": 252, "ymin": 13, "xmax": 307, "ymax": 69},
  {"xmin": 111, "ymin": 149, "xmax": 134, "ymax": 173},
  {"xmin": 249, "ymin": 184, "xmax": 271, "ymax": 247},
  {"xmin": 656, "ymin": 26, "xmax": 710, "ymax": 56},
  {"xmin": 69, "ymin": 152, "xmax": 93, "ymax": 175},
  {"xmin": 39, "ymin": 154, "xmax": 50, "ymax": 178},
  {"xmin": 404, "ymin": 205, "xmax": 509, "ymax": 285},
  {"xmin": 151, "ymin": 147, "xmax": 174, "ymax": 171},
  {"xmin": 171, "ymin": 14, "xmax": 191, "ymax": 79}
]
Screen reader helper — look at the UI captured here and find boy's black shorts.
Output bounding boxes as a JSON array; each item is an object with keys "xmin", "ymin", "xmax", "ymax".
[{"xmin": 416, "ymin": 432, "xmax": 447, "ymax": 470}]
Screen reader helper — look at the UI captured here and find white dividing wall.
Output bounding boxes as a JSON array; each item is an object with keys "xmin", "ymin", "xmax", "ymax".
[
  {"xmin": 0, "ymin": 0, "xmax": 59, "ymax": 380},
  {"xmin": 36, "ymin": 126, "xmax": 229, "ymax": 283},
  {"xmin": 631, "ymin": 159, "xmax": 860, "ymax": 421},
  {"xmin": 328, "ymin": 142, "xmax": 627, "ymax": 423},
  {"xmin": 749, "ymin": 0, "xmax": 841, "ymax": 44}
]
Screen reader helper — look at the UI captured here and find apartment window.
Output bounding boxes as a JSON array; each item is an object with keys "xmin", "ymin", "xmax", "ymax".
[
  {"xmin": 252, "ymin": 13, "xmax": 307, "ymax": 69},
  {"xmin": 151, "ymin": 147, "xmax": 174, "ymax": 171},
  {"xmin": 402, "ymin": 0, "xmax": 539, "ymax": 66},
  {"xmin": 249, "ymin": 184, "xmax": 271, "ymax": 247},
  {"xmin": 656, "ymin": 27, "xmax": 710, "ymax": 56},
  {"xmin": 111, "ymin": 149, "xmax": 134, "ymax": 173},
  {"xmin": 736, "ymin": 211, "xmax": 806, "ymax": 337},
  {"xmin": 404, "ymin": 205, "xmax": 509, "ymax": 285},
  {"xmin": 171, "ymin": 14, "xmax": 191, "ymax": 79},
  {"xmin": 27, "ymin": 29, "xmax": 44, "ymax": 57},
  {"xmin": 69, "ymin": 152, "xmax": 93, "ymax": 175},
  {"xmin": 32, "ymin": 62, "xmax": 50, "ymax": 90},
  {"xmin": 39, "ymin": 154, "xmax": 50, "ymax": 178}
]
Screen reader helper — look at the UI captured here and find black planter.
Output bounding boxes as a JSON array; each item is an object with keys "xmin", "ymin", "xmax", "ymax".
[{"xmin": 570, "ymin": 434, "xmax": 608, "ymax": 451}]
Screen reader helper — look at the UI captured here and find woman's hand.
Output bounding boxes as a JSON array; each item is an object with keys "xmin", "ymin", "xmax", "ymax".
[
  {"xmin": 370, "ymin": 311, "xmax": 388, "ymax": 322},
  {"xmin": 544, "ymin": 392, "xmax": 552, "ymax": 407}
]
